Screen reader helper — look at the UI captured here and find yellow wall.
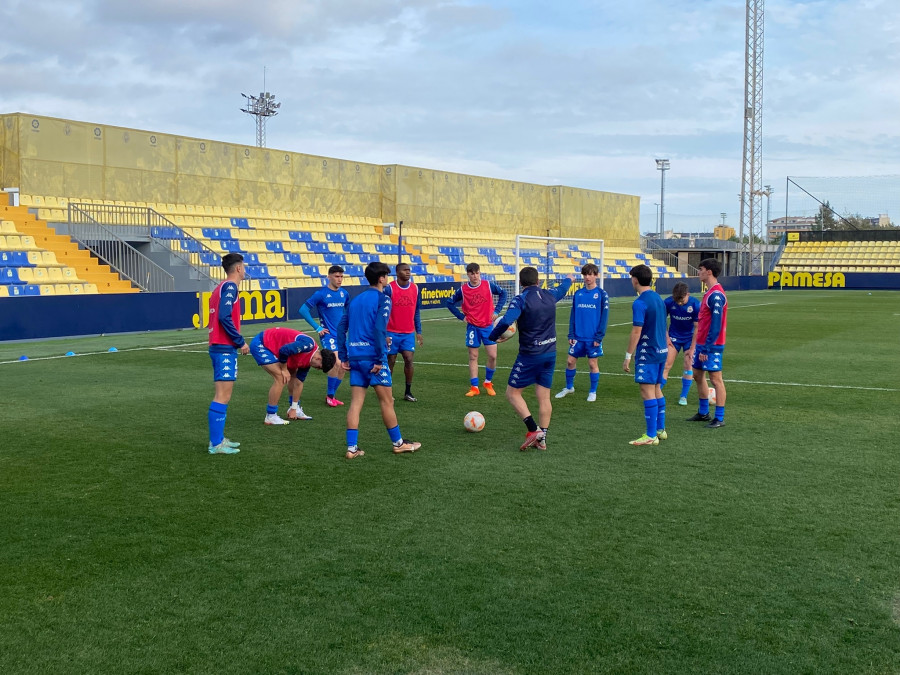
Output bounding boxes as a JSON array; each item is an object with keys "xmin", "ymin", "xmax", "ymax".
[{"xmin": 1, "ymin": 112, "xmax": 638, "ymax": 244}]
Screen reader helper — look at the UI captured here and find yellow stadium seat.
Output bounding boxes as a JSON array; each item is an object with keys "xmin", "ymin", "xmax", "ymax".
[
  {"xmin": 0, "ymin": 285, "xmax": 8, "ymax": 297},
  {"xmin": 48, "ymin": 268, "xmax": 65, "ymax": 282},
  {"xmin": 39, "ymin": 284, "xmax": 55, "ymax": 296},
  {"xmin": 83, "ymin": 283, "xmax": 99, "ymax": 294},
  {"xmin": 0, "ymin": 220, "xmax": 16, "ymax": 234},
  {"xmin": 20, "ymin": 236, "xmax": 38, "ymax": 250},
  {"xmin": 69, "ymin": 284, "xmax": 84, "ymax": 295},
  {"xmin": 27, "ymin": 251, "xmax": 43, "ymax": 265},
  {"xmin": 16, "ymin": 267, "xmax": 35, "ymax": 283}
]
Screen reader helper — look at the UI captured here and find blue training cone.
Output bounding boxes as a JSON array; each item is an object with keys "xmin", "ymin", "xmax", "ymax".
[
  {"xmin": 18, "ymin": 355, "xmax": 28, "ymax": 361},
  {"xmin": 65, "ymin": 351, "xmax": 76, "ymax": 356},
  {"xmin": 108, "ymin": 347, "xmax": 118, "ymax": 353}
]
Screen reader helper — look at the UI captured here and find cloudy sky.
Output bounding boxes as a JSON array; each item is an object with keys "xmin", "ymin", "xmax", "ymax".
[{"xmin": 2, "ymin": 0, "xmax": 899, "ymax": 232}]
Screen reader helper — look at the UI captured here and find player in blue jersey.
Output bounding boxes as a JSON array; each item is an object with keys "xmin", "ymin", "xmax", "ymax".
[
  {"xmin": 336, "ymin": 261, "xmax": 421, "ymax": 459},
  {"xmin": 623, "ymin": 264, "xmax": 669, "ymax": 446},
  {"xmin": 555, "ymin": 263, "xmax": 609, "ymax": 402},
  {"xmin": 489, "ymin": 267, "xmax": 573, "ymax": 451},
  {"xmin": 298, "ymin": 265, "xmax": 350, "ymax": 407},
  {"xmin": 207, "ymin": 253, "xmax": 250, "ymax": 455},
  {"xmin": 662, "ymin": 282, "xmax": 701, "ymax": 406}
]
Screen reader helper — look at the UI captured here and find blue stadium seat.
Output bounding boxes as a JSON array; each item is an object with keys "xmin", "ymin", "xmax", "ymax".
[
  {"xmin": 0, "ymin": 251, "xmax": 30, "ymax": 267},
  {"xmin": 289, "ymin": 231, "xmax": 313, "ymax": 242},
  {"xmin": 302, "ymin": 265, "xmax": 321, "ymax": 277},
  {"xmin": 266, "ymin": 241, "xmax": 285, "ymax": 253},
  {"xmin": 230, "ymin": 217, "xmax": 250, "ymax": 229},
  {"xmin": 325, "ymin": 233, "xmax": 348, "ymax": 243},
  {"xmin": 342, "ymin": 243, "xmax": 363, "ymax": 253},
  {"xmin": 258, "ymin": 279, "xmax": 280, "ymax": 290},
  {"xmin": 323, "ymin": 254, "xmax": 347, "ymax": 265}
]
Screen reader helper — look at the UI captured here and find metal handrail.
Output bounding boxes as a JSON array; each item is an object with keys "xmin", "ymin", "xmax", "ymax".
[
  {"xmin": 640, "ymin": 236, "xmax": 700, "ymax": 276},
  {"xmin": 68, "ymin": 203, "xmax": 222, "ymax": 288},
  {"xmin": 66, "ymin": 206, "xmax": 175, "ymax": 292}
]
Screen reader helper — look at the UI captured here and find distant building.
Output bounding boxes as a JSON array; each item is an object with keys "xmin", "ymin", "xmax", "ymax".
[
  {"xmin": 714, "ymin": 225, "xmax": 735, "ymax": 241},
  {"xmin": 767, "ymin": 216, "xmax": 816, "ymax": 242}
]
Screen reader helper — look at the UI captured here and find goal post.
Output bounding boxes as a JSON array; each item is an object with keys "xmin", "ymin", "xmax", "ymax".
[{"xmin": 512, "ymin": 234, "xmax": 605, "ymax": 297}]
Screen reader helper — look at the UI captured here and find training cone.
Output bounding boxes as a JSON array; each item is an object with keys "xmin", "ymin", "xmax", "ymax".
[
  {"xmin": 18, "ymin": 355, "xmax": 28, "ymax": 361},
  {"xmin": 108, "ymin": 347, "xmax": 118, "ymax": 352},
  {"xmin": 65, "ymin": 351, "xmax": 76, "ymax": 356}
]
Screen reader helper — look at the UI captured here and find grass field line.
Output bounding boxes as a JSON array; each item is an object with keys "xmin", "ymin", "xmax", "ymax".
[{"xmin": 412, "ymin": 360, "xmax": 900, "ymax": 392}]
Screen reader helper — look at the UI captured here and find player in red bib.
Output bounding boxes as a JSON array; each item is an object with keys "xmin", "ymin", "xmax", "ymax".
[
  {"xmin": 207, "ymin": 253, "xmax": 250, "ymax": 454},
  {"xmin": 249, "ymin": 327, "xmax": 337, "ymax": 425},
  {"xmin": 445, "ymin": 262, "xmax": 508, "ymax": 397},
  {"xmin": 384, "ymin": 262, "xmax": 423, "ymax": 402},
  {"xmin": 687, "ymin": 258, "xmax": 728, "ymax": 428}
]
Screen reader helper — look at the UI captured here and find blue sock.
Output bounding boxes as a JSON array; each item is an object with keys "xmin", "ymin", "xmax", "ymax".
[
  {"xmin": 699, "ymin": 398, "xmax": 710, "ymax": 415},
  {"xmin": 643, "ymin": 399, "xmax": 659, "ymax": 438},
  {"xmin": 266, "ymin": 404, "xmax": 278, "ymax": 415},
  {"xmin": 656, "ymin": 397, "xmax": 666, "ymax": 431},
  {"xmin": 715, "ymin": 405, "xmax": 725, "ymax": 422},
  {"xmin": 680, "ymin": 374, "xmax": 692, "ymax": 399},
  {"xmin": 589, "ymin": 372, "xmax": 599, "ymax": 393},
  {"xmin": 327, "ymin": 376, "xmax": 339, "ymax": 397},
  {"xmin": 208, "ymin": 401, "xmax": 228, "ymax": 446},
  {"xmin": 565, "ymin": 368, "xmax": 576, "ymax": 389},
  {"xmin": 470, "ymin": 377, "xmax": 479, "ymax": 387},
  {"xmin": 387, "ymin": 425, "xmax": 403, "ymax": 443},
  {"xmin": 485, "ymin": 368, "xmax": 495, "ymax": 384},
  {"xmin": 347, "ymin": 428, "xmax": 359, "ymax": 448}
]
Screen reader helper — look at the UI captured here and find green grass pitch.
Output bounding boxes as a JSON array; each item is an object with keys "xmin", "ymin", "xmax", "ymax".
[{"xmin": 1, "ymin": 290, "xmax": 898, "ymax": 674}]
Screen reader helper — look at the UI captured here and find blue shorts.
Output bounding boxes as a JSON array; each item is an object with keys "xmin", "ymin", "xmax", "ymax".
[
  {"xmin": 669, "ymin": 336, "xmax": 693, "ymax": 353},
  {"xmin": 249, "ymin": 333, "xmax": 279, "ymax": 366},
  {"xmin": 209, "ymin": 347, "xmax": 239, "ymax": 382},
  {"xmin": 349, "ymin": 358, "xmax": 392, "ymax": 388},
  {"xmin": 693, "ymin": 346, "xmax": 725, "ymax": 372},
  {"xmin": 466, "ymin": 323, "xmax": 496, "ymax": 348},
  {"xmin": 320, "ymin": 333, "xmax": 339, "ymax": 352},
  {"xmin": 387, "ymin": 331, "xmax": 416, "ymax": 355},
  {"xmin": 568, "ymin": 340, "xmax": 602, "ymax": 359},
  {"xmin": 635, "ymin": 361, "xmax": 665, "ymax": 385},
  {"xmin": 508, "ymin": 353, "xmax": 556, "ymax": 389}
]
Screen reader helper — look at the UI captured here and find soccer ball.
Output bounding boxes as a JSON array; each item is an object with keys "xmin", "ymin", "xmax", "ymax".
[
  {"xmin": 493, "ymin": 319, "xmax": 517, "ymax": 343},
  {"xmin": 464, "ymin": 411, "xmax": 485, "ymax": 433}
]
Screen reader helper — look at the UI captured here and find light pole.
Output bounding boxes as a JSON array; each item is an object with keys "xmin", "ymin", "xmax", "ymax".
[
  {"xmin": 654, "ymin": 203, "xmax": 660, "ymax": 236},
  {"xmin": 720, "ymin": 212, "xmax": 727, "ymax": 226},
  {"xmin": 397, "ymin": 220, "xmax": 404, "ymax": 265},
  {"xmin": 655, "ymin": 159, "xmax": 670, "ymax": 238}
]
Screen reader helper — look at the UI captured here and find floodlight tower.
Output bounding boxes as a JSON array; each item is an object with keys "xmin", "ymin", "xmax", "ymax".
[
  {"xmin": 739, "ymin": 0, "xmax": 764, "ymax": 274},
  {"xmin": 655, "ymin": 159, "xmax": 670, "ymax": 238},
  {"xmin": 241, "ymin": 91, "xmax": 281, "ymax": 148}
]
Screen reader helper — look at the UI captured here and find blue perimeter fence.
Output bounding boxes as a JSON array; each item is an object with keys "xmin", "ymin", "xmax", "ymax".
[{"xmin": 5, "ymin": 273, "xmax": 900, "ymax": 342}]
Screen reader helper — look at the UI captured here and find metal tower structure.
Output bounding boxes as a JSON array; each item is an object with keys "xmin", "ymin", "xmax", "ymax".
[
  {"xmin": 241, "ymin": 90, "xmax": 280, "ymax": 148},
  {"xmin": 739, "ymin": 0, "xmax": 764, "ymax": 274}
]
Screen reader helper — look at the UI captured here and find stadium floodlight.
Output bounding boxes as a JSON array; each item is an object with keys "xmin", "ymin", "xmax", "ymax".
[
  {"xmin": 241, "ymin": 91, "xmax": 281, "ymax": 148},
  {"xmin": 655, "ymin": 159, "xmax": 670, "ymax": 238}
]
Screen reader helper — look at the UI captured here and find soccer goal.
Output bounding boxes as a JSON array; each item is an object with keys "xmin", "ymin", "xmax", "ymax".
[{"xmin": 510, "ymin": 234, "xmax": 605, "ymax": 297}]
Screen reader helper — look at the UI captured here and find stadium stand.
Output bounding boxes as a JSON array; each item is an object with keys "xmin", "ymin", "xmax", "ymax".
[
  {"xmin": 20, "ymin": 196, "xmax": 685, "ymax": 291},
  {"xmin": 0, "ymin": 205, "xmax": 138, "ymax": 295},
  {"xmin": 775, "ymin": 240, "xmax": 900, "ymax": 273}
]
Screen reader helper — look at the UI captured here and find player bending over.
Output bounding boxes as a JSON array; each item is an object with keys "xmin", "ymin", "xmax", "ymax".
[
  {"xmin": 298, "ymin": 265, "xmax": 349, "ymax": 407},
  {"xmin": 445, "ymin": 262, "xmax": 507, "ymax": 397},
  {"xmin": 337, "ymin": 262, "xmax": 421, "ymax": 459},
  {"xmin": 489, "ymin": 267, "xmax": 573, "ymax": 450},
  {"xmin": 249, "ymin": 327, "xmax": 337, "ymax": 425},
  {"xmin": 662, "ymin": 282, "xmax": 701, "ymax": 406},
  {"xmin": 555, "ymin": 263, "xmax": 609, "ymax": 402}
]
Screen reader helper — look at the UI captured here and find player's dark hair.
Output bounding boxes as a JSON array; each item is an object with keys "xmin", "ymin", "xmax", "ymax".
[
  {"xmin": 581, "ymin": 263, "xmax": 599, "ymax": 276},
  {"xmin": 364, "ymin": 261, "xmax": 390, "ymax": 285},
  {"xmin": 629, "ymin": 264, "xmax": 653, "ymax": 287},
  {"xmin": 672, "ymin": 282, "xmax": 689, "ymax": 302},
  {"xmin": 699, "ymin": 258, "xmax": 722, "ymax": 278},
  {"xmin": 519, "ymin": 266, "xmax": 539, "ymax": 287},
  {"xmin": 395, "ymin": 262, "xmax": 410, "ymax": 273},
  {"xmin": 222, "ymin": 253, "xmax": 244, "ymax": 273},
  {"xmin": 466, "ymin": 262, "xmax": 480, "ymax": 274},
  {"xmin": 328, "ymin": 265, "xmax": 344, "ymax": 275},
  {"xmin": 319, "ymin": 348, "xmax": 336, "ymax": 373}
]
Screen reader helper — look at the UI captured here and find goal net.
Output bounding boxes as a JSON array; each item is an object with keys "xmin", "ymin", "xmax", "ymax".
[{"xmin": 502, "ymin": 234, "xmax": 605, "ymax": 299}]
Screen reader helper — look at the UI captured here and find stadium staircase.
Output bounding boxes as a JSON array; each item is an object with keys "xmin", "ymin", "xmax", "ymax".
[
  {"xmin": 20, "ymin": 194, "xmax": 685, "ymax": 291},
  {"xmin": 0, "ymin": 205, "xmax": 138, "ymax": 297}
]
